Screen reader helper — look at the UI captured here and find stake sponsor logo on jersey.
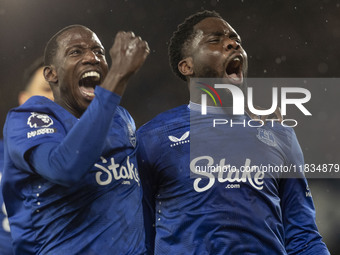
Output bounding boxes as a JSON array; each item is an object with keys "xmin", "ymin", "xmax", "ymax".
[
  {"xmin": 190, "ymin": 156, "xmax": 264, "ymax": 192},
  {"xmin": 94, "ymin": 156, "xmax": 140, "ymax": 186},
  {"xmin": 168, "ymin": 131, "xmax": 190, "ymax": 147}
]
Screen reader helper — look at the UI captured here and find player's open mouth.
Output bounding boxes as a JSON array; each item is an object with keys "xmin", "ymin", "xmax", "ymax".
[
  {"xmin": 79, "ymin": 71, "xmax": 101, "ymax": 100},
  {"xmin": 225, "ymin": 56, "xmax": 243, "ymax": 85}
]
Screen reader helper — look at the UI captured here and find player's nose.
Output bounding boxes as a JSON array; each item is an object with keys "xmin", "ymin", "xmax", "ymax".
[
  {"xmin": 223, "ymin": 38, "xmax": 240, "ymax": 51},
  {"xmin": 82, "ymin": 50, "xmax": 100, "ymax": 65}
]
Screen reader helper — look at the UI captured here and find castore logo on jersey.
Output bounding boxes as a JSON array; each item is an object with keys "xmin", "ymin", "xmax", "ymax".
[{"xmin": 168, "ymin": 131, "xmax": 190, "ymax": 147}]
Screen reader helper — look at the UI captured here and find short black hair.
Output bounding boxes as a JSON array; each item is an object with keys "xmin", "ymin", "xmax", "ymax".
[
  {"xmin": 22, "ymin": 56, "xmax": 44, "ymax": 90},
  {"xmin": 168, "ymin": 10, "xmax": 222, "ymax": 81},
  {"xmin": 44, "ymin": 24, "xmax": 90, "ymax": 66}
]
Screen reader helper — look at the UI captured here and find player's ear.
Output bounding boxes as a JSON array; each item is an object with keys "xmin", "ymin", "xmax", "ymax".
[
  {"xmin": 44, "ymin": 66, "xmax": 58, "ymax": 84},
  {"xmin": 178, "ymin": 57, "xmax": 194, "ymax": 77}
]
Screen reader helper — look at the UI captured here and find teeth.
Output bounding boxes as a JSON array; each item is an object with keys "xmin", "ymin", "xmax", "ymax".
[
  {"xmin": 81, "ymin": 71, "xmax": 100, "ymax": 81},
  {"xmin": 233, "ymin": 57, "xmax": 241, "ymax": 62},
  {"xmin": 83, "ymin": 91, "xmax": 95, "ymax": 97}
]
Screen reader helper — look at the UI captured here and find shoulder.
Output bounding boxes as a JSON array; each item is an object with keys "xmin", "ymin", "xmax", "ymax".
[
  {"xmin": 7, "ymin": 96, "xmax": 56, "ymax": 118},
  {"xmin": 138, "ymin": 105, "xmax": 189, "ymax": 135},
  {"xmin": 4, "ymin": 97, "xmax": 69, "ymax": 145},
  {"xmin": 136, "ymin": 105, "xmax": 189, "ymax": 163},
  {"xmin": 116, "ymin": 106, "xmax": 134, "ymax": 124},
  {"xmin": 5, "ymin": 97, "xmax": 56, "ymax": 129},
  {"xmin": 17, "ymin": 96, "xmax": 55, "ymax": 110},
  {"xmin": 268, "ymin": 122, "xmax": 297, "ymax": 144},
  {"xmin": 137, "ymin": 105, "xmax": 189, "ymax": 152},
  {"xmin": 262, "ymin": 122, "xmax": 302, "ymax": 161}
]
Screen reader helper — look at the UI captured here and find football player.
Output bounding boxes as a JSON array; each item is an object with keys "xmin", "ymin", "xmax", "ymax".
[
  {"xmin": 137, "ymin": 10, "xmax": 329, "ymax": 255},
  {"xmin": 2, "ymin": 25, "xmax": 149, "ymax": 254}
]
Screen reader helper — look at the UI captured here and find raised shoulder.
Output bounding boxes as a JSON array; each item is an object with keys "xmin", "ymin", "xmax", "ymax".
[{"xmin": 138, "ymin": 105, "xmax": 189, "ymax": 135}]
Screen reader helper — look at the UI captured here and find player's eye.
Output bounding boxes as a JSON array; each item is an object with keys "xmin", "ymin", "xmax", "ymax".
[
  {"xmin": 70, "ymin": 49, "xmax": 81, "ymax": 56},
  {"xmin": 94, "ymin": 49, "xmax": 104, "ymax": 55},
  {"xmin": 208, "ymin": 37, "xmax": 221, "ymax": 43}
]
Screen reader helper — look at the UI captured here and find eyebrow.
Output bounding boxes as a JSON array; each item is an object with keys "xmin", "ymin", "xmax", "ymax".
[
  {"xmin": 229, "ymin": 31, "xmax": 241, "ymax": 39},
  {"xmin": 206, "ymin": 32, "xmax": 225, "ymax": 37},
  {"xmin": 65, "ymin": 44, "xmax": 105, "ymax": 52},
  {"xmin": 206, "ymin": 31, "xmax": 242, "ymax": 42},
  {"xmin": 67, "ymin": 44, "xmax": 103, "ymax": 49}
]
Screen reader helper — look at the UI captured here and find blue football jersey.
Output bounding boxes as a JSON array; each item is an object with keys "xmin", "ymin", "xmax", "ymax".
[
  {"xmin": 2, "ymin": 87, "xmax": 145, "ymax": 255},
  {"xmin": 0, "ymin": 139, "xmax": 14, "ymax": 255},
  {"xmin": 137, "ymin": 103, "xmax": 329, "ymax": 255}
]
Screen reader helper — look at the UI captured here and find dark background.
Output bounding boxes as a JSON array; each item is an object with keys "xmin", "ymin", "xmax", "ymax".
[{"xmin": 0, "ymin": 0, "xmax": 339, "ymax": 253}]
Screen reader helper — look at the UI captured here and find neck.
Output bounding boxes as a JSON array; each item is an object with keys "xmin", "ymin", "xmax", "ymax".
[{"xmin": 54, "ymin": 99, "xmax": 84, "ymax": 118}]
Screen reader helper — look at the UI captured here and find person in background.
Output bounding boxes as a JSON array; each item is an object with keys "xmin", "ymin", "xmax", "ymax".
[{"xmin": 18, "ymin": 56, "xmax": 54, "ymax": 105}]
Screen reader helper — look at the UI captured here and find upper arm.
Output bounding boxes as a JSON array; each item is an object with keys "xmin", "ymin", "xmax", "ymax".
[
  {"xmin": 279, "ymin": 129, "xmax": 329, "ymax": 254},
  {"xmin": 4, "ymin": 111, "xmax": 64, "ymax": 174}
]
